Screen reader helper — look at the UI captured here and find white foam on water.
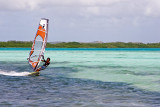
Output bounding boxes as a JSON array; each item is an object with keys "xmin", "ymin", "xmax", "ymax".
[{"xmin": 0, "ymin": 70, "xmax": 30, "ymax": 76}]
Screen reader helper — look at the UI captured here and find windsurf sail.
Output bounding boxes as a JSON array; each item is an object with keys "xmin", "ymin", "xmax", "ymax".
[{"xmin": 28, "ymin": 18, "xmax": 49, "ymax": 71}]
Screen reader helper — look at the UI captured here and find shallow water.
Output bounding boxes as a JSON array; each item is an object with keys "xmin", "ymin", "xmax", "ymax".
[{"xmin": 0, "ymin": 48, "xmax": 160, "ymax": 107}]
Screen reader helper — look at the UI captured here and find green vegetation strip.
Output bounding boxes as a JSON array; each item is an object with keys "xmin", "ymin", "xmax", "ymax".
[{"xmin": 0, "ymin": 41, "xmax": 160, "ymax": 48}]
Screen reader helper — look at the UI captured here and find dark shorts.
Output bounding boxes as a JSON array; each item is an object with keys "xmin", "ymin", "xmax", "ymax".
[{"xmin": 41, "ymin": 66, "xmax": 46, "ymax": 70}]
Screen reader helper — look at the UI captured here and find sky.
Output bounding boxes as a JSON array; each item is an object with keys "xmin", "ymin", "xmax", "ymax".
[{"xmin": 0, "ymin": 0, "xmax": 160, "ymax": 43}]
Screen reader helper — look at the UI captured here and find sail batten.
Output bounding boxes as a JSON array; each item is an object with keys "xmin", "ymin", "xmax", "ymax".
[{"xmin": 28, "ymin": 18, "xmax": 49, "ymax": 71}]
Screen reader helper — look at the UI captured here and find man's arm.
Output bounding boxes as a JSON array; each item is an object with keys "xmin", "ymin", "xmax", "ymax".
[{"xmin": 41, "ymin": 55, "xmax": 45, "ymax": 62}]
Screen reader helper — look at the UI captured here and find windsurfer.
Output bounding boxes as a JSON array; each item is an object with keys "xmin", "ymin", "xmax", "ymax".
[{"xmin": 35, "ymin": 55, "xmax": 50, "ymax": 72}]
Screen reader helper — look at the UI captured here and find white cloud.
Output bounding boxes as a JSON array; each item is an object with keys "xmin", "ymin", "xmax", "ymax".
[
  {"xmin": 144, "ymin": 0, "xmax": 160, "ymax": 17},
  {"xmin": 0, "ymin": 0, "xmax": 140, "ymax": 12},
  {"xmin": 1, "ymin": 0, "xmax": 160, "ymax": 24},
  {"xmin": 0, "ymin": 0, "xmax": 125, "ymax": 11},
  {"xmin": 0, "ymin": 0, "xmax": 40, "ymax": 11}
]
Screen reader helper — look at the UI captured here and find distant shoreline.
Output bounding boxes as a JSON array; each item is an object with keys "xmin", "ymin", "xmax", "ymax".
[{"xmin": 0, "ymin": 41, "xmax": 160, "ymax": 48}]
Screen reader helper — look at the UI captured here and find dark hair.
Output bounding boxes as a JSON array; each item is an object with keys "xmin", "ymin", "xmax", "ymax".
[{"xmin": 47, "ymin": 57, "xmax": 50, "ymax": 61}]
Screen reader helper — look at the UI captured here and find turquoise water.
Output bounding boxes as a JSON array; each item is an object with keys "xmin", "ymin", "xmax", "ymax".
[{"xmin": 0, "ymin": 48, "xmax": 160, "ymax": 106}]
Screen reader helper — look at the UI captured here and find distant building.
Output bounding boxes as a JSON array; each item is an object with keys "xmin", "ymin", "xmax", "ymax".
[
  {"xmin": 49, "ymin": 41, "xmax": 64, "ymax": 44},
  {"xmin": 92, "ymin": 41, "xmax": 104, "ymax": 43},
  {"xmin": 128, "ymin": 42, "xmax": 143, "ymax": 44}
]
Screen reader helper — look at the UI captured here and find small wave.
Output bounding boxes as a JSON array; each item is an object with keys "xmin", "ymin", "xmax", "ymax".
[{"xmin": 0, "ymin": 70, "xmax": 30, "ymax": 76}]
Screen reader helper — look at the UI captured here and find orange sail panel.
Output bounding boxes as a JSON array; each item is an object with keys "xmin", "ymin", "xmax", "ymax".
[{"xmin": 28, "ymin": 18, "xmax": 49, "ymax": 71}]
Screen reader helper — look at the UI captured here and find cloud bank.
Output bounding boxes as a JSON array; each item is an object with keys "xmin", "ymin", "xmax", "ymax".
[{"xmin": 1, "ymin": 0, "xmax": 160, "ymax": 18}]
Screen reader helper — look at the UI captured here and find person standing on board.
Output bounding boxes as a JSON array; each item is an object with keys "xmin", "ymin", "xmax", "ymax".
[{"xmin": 35, "ymin": 55, "xmax": 50, "ymax": 72}]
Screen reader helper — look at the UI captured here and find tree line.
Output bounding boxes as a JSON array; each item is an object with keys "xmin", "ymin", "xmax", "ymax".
[{"xmin": 0, "ymin": 41, "xmax": 160, "ymax": 48}]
